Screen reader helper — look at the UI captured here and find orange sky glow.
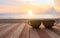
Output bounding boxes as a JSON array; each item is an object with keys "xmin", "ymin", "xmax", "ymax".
[{"xmin": 0, "ymin": 0, "xmax": 60, "ymax": 14}]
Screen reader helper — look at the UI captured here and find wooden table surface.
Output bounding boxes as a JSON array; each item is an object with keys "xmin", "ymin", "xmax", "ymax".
[{"xmin": 0, "ymin": 23, "xmax": 60, "ymax": 38}]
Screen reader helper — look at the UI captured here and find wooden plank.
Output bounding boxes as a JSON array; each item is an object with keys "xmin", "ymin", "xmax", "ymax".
[
  {"xmin": 25, "ymin": 24, "xmax": 30, "ymax": 38},
  {"xmin": 45, "ymin": 29, "xmax": 60, "ymax": 38},
  {"xmin": 8, "ymin": 23, "xmax": 26, "ymax": 38},
  {"xmin": 30, "ymin": 28, "xmax": 40, "ymax": 38},
  {"xmin": 50, "ymin": 26, "xmax": 60, "ymax": 36},
  {"xmin": 0, "ymin": 24, "xmax": 13, "ymax": 31},
  {"xmin": 0, "ymin": 23, "xmax": 20, "ymax": 38},
  {"xmin": 5, "ymin": 23, "xmax": 20, "ymax": 38},
  {"xmin": 19, "ymin": 24, "xmax": 30, "ymax": 38},
  {"xmin": 0, "ymin": 23, "xmax": 11, "ymax": 27},
  {"xmin": 37, "ymin": 29, "xmax": 51, "ymax": 38}
]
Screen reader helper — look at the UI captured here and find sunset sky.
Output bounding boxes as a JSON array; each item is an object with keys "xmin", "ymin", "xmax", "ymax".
[{"xmin": 0, "ymin": 0, "xmax": 60, "ymax": 14}]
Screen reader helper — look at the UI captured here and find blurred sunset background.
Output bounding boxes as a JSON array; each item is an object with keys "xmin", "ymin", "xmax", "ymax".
[
  {"xmin": 0, "ymin": 0, "xmax": 60, "ymax": 14},
  {"xmin": 0, "ymin": 0, "xmax": 60, "ymax": 19}
]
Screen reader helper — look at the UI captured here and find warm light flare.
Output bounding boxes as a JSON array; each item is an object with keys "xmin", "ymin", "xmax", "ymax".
[
  {"xmin": 28, "ymin": 10, "xmax": 33, "ymax": 16},
  {"xmin": 27, "ymin": 10, "xmax": 34, "ymax": 19}
]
